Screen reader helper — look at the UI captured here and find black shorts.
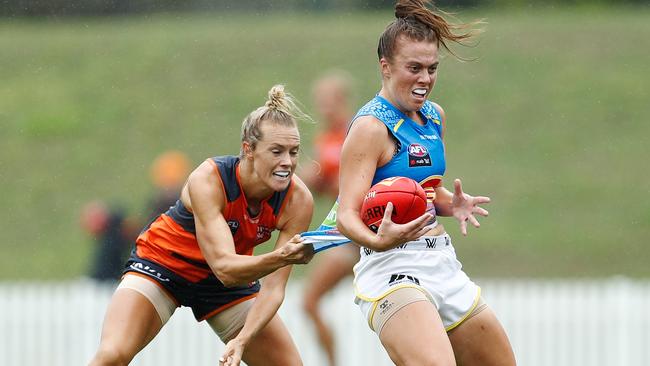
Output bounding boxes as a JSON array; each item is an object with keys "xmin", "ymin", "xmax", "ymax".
[{"xmin": 123, "ymin": 250, "xmax": 260, "ymax": 321}]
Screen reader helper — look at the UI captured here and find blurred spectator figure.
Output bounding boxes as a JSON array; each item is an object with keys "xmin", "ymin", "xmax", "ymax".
[
  {"xmin": 300, "ymin": 71, "xmax": 352, "ymax": 199},
  {"xmin": 80, "ymin": 200, "xmax": 133, "ymax": 282},
  {"xmin": 80, "ymin": 151, "xmax": 190, "ymax": 283},
  {"xmin": 301, "ymin": 71, "xmax": 360, "ymax": 366},
  {"xmin": 146, "ymin": 150, "xmax": 192, "ymax": 220}
]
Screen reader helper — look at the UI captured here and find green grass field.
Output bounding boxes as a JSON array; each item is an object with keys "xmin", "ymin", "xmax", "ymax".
[{"xmin": 1, "ymin": 6, "xmax": 649, "ymax": 279}]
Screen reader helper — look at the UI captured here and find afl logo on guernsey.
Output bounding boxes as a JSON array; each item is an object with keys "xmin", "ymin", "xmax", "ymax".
[
  {"xmin": 408, "ymin": 143, "xmax": 432, "ymax": 167},
  {"xmin": 227, "ymin": 220, "xmax": 240, "ymax": 234}
]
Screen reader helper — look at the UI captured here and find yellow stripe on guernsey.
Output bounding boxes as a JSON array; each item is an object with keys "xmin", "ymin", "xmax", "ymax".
[
  {"xmin": 426, "ymin": 114, "xmax": 441, "ymax": 125},
  {"xmin": 393, "ymin": 118, "xmax": 404, "ymax": 132}
]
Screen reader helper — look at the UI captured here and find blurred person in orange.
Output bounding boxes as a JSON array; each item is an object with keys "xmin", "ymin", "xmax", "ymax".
[
  {"xmin": 300, "ymin": 71, "xmax": 350, "ymax": 199},
  {"xmin": 301, "ymin": 71, "xmax": 360, "ymax": 366},
  {"xmin": 146, "ymin": 150, "xmax": 192, "ymax": 220}
]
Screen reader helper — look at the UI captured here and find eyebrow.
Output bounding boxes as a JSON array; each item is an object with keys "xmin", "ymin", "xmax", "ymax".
[
  {"xmin": 270, "ymin": 143, "xmax": 300, "ymax": 149},
  {"xmin": 407, "ymin": 61, "xmax": 439, "ymax": 67}
]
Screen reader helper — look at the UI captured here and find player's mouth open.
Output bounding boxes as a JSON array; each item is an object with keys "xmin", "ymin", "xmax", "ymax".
[
  {"xmin": 412, "ymin": 88, "xmax": 427, "ymax": 99},
  {"xmin": 273, "ymin": 171, "xmax": 290, "ymax": 179}
]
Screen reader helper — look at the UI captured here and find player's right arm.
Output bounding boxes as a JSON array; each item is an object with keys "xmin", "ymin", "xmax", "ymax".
[
  {"xmin": 336, "ymin": 116, "xmax": 432, "ymax": 252},
  {"xmin": 187, "ymin": 161, "xmax": 309, "ymax": 287}
]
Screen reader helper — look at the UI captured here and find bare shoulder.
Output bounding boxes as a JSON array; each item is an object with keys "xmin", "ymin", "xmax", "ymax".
[
  {"xmin": 187, "ymin": 160, "xmax": 218, "ymax": 189},
  {"xmin": 430, "ymin": 101, "xmax": 446, "ymax": 122},
  {"xmin": 430, "ymin": 101, "xmax": 447, "ymax": 138},
  {"xmin": 348, "ymin": 115, "xmax": 389, "ymax": 139},
  {"xmin": 185, "ymin": 159, "xmax": 224, "ymax": 210},
  {"xmin": 277, "ymin": 175, "xmax": 314, "ymax": 231},
  {"xmin": 287, "ymin": 175, "xmax": 314, "ymax": 210}
]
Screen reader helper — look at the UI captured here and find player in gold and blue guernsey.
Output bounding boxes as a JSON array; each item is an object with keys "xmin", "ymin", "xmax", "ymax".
[{"xmin": 320, "ymin": 1, "xmax": 517, "ymax": 365}]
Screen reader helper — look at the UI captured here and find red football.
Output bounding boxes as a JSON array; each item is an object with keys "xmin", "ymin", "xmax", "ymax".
[{"xmin": 360, "ymin": 176, "xmax": 427, "ymax": 232}]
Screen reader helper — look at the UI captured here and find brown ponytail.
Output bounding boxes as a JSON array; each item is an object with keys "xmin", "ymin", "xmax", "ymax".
[{"xmin": 378, "ymin": 0, "xmax": 482, "ymax": 61}]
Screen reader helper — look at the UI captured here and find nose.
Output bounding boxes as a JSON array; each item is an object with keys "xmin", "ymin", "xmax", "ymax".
[
  {"xmin": 279, "ymin": 152, "xmax": 292, "ymax": 167},
  {"xmin": 418, "ymin": 70, "xmax": 432, "ymax": 84}
]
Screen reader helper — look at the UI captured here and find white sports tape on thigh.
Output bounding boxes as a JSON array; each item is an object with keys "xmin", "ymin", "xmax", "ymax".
[
  {"xmin": 117, "ymin": 274, "xmax": 176, "ymax": 324},
  {"xmin": 371, "ymin": 287, "xmax": 430, "ymax": 336},
  {"xmin": 206, "ymin": 298, "xmax": 255, "ymax": 342}
]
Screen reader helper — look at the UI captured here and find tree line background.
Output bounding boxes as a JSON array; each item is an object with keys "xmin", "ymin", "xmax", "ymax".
[{"xmin": 2, "ymin": 0, "xmax": 646, "ymax": 17}]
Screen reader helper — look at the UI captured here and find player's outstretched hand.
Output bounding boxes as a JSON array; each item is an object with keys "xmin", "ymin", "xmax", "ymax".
[
  {"xmin": 278, "ymin": 234, "xmax": 315, "ymax": 265},
  {"xmin": 219, "ymin": 337, "xmax": 244, "ymax": 366},
  {"xmin": 375, "ymin": 202, "xmax": 434, "ymax": 250},
  {"xmin": 452, "ymin": 179, "xmax": 490, "ymax": 236}
]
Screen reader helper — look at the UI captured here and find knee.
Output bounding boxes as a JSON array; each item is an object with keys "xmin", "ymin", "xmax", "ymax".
[
  {"xmin": 302, "ymin": 294, "xmax": 319, "ymax": 318},
  {"xmin": 89, "ymin": 344, "xmax": 133, "ymax": 366}
]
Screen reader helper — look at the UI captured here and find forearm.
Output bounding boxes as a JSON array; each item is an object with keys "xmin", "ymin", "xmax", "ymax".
[
  {"xmin": 209, "ymin": 251, "xmax": 286, "ymax": 287},
  {"xmin": 233, "ymin": 270, "xmax": 288, "ymax": 344}
]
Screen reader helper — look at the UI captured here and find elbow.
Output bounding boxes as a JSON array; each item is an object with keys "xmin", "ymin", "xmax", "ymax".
[
  {"xmin": 212, "ymin": 262, "xmax": 246, "ymax": 288},
  {"xmin": 216, "ymin": 273, "xmax": 242, "ymax": 288},
  {"xmin": 214, "ymin": 270, "xmax": 238, "ymax": 288},
  {"xmin": 335, "ymin": 214, "xmax": 351, "ymax": 238}
]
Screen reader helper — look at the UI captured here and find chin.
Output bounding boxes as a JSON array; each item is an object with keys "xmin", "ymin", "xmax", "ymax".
[
  {"xmin": 412, "ymin": 99, "xmax": 426, "ymax": 109},
  {"xmin": 270, "ymin": 178, "xmax": 291, "ymax": 192}
]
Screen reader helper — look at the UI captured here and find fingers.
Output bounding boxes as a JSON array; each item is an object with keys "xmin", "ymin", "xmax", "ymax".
[
  {"xmin": 383, "ymin": 202, "xmax": 394, "ymax": 222},
  {"xmin": 459, "ymin": 218, "xmax": 468, "ymax": 236},
  {"xmin": 403, "ymin": 212, "xmax": 434, "ymax": 240},
  {"xmin": 413, "ymin": 223, "xmax": 436, "ymax": 238},
  {"xmin": 453, "ymin": 178, "xmax": 463, "ymax": 196},
  {"xmin": 468, "ymin": 214, "xmax": 481, "ymax": 229},
  {"xmin": 290, "ymin": 234, "xmax": 304, "ymax": 244},
  {"xmin": 473, "ymin": 196, "xmax": 491, "ymax": 205},
  {"xmin": 219, "ymin": 353, "xmax": 240, "ymax": 366},
  {"xmin": 473, "ymin": 206, "xmax": 489, "ymax": 217}
]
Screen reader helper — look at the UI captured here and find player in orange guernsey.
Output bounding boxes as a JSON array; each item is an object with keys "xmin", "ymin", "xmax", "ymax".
[{"xmin": 90, "ymin": 85, "xmax": 315, "ymax": 366}]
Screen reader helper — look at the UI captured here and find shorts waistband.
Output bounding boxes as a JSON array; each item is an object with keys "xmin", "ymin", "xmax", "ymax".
[{"xmin": 361, "ymin": 234, "xmax": 452, "ymax": 257}]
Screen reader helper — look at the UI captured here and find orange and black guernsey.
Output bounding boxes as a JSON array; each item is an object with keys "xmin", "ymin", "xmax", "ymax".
[{"xmin": 125, "ymin": 155, "xmax": 293, "ymax": 321}]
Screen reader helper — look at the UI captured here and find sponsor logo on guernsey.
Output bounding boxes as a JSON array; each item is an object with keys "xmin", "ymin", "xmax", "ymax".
[
  {"xmin": 227, "ymin": 220, "xmax": 240, "ymax": 234},
  {"xmin": 129, "ymin": 262, "xmax": 170, "ymax": 282},
  {"xmin": 419, "ymin": 134, "xmax": 438, "ymax": 140},
  {"xmin": 408, "ymin": 143, "xmax": 432, "ymax": 167},
  {"xmin": 256, "ymin": 226, "xmax": 272, "ymax": 241},
  {"xmin": 388, "ymin": 273, "xmax": 420, "ymax": 286}
]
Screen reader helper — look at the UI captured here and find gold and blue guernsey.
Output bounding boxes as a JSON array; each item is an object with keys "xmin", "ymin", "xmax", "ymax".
[{"xmin": 340, "ymin": 95, "xmax": 482, "ymax": 333}]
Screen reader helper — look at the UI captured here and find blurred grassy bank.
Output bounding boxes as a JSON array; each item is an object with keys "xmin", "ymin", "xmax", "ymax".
[{"xmin": 1, "ymin": 6, "xmax": 648, "ymax": 279}]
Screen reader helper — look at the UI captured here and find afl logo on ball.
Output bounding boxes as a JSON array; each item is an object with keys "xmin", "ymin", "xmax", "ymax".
[{"xmin": 408, "ymin": 143, "xmax": 431, "ymax": 167}]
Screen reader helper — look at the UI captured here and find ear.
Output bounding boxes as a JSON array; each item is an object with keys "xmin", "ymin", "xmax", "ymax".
[
  {"xmin": 379, "ymin": 57, "xmax": 391, "ymax": 79},
  {"xmin": 242, "ymin": 141, "xmax": 254, "ymax": 159}
]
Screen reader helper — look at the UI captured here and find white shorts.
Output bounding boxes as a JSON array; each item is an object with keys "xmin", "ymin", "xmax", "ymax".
[{"xmin": 353, "ymin": 234, "xmax": 481, "ymax": 331}]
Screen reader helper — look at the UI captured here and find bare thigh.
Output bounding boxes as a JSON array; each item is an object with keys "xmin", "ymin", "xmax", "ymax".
[
  {"xmin": 379, "ymin": 300, "xmax": 456, "ymax": 366},
  {"xmin": 448, "ymin": 306, "xmax": 516, "ymax": 366},
  {"xmin": 240, "ymin": 314, "xmax": 302, "ymax": 366},
  {"xmin": 92, "ymin": 288, "xmax": 165, "ymax": 364}
]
